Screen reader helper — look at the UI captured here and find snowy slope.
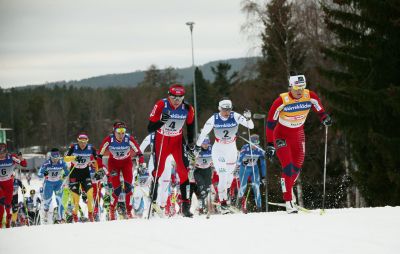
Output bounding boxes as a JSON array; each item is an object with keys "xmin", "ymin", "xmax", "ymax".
[{"xmin": 1, "ymin": 206, "xmax": 399, "ymax": 254}]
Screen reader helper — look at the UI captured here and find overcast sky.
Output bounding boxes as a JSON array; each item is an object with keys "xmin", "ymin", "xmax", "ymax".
[{"xmin": 0, "ymin": 0, "xmax": 260, "ymax": 88}]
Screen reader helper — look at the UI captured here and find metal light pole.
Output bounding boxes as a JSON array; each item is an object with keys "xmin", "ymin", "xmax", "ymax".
[
  {"xmin": 253, "ymin": 113, "xmax": 268, "ymax": 212},
  {"xmin": 4, "ymin": 90, "xmax": 15, "ymax": 150},
  {"xmin": 186, "ymin": 21, "xmax": 198, "ymax": 138}
]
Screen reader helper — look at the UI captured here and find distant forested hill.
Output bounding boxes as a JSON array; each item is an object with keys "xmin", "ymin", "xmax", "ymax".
[{"xmin": 37, "ymin": 57, "xmax": 259, "ymax": 88}]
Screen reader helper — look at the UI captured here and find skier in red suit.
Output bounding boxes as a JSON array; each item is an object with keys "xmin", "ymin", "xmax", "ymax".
[
  {"xmin": 265, "ymin": 75, "xmax": 332, "ymax": 213},
  {"xmin": 147, "ymin": 84, "xmax": 195, "ymax": 217},
  {"xmin": 99, "ymin": 122, "xmax": 144, "ymax": 219},
  {"xmin": 0, "ymin": 143, "xmax": 27, "ymax": 228}
]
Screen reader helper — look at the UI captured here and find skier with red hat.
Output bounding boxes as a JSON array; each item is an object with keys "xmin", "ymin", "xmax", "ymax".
[
  {"xmin": 147, "ymin": 84, "xmax": 195, "ymax": 217},
  {"xmin": 98, "ymin": 121, "xmax": 144, "ymax": 220}
]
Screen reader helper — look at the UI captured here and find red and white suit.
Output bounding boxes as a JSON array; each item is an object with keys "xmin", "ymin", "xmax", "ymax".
[
  {"xmin": 266, "ymin": 89, "xmax": 328, "ymax": 201},
  {"xmin": 148, "ymin": 98, "xmax": 194, "ymax": 185},
  {"xmin": 99, "ymin": 134, "xmax": 144, "ymax": 214},
  {"xmin": 147, "ymin": 98, "xmax": 195, "ymax": 207}
]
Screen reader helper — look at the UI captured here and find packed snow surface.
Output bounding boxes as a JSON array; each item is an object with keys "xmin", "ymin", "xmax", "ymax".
[{"xmin": 1, "ymin": 205, "xmax": 399, "ymax": 254}]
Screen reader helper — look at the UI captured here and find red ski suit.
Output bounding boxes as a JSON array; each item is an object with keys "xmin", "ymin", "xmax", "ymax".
[
  {"xmin": 266, "ymin": 89, "xmax": 328, "ymax": 201},
  {"xmin": 148, "ymin": 98, "xmax": 195, "ymax": 184},
  {"xmin": 99, "ymin": 134, "xmax": 144, "ymax": 213},
  {"xmin": 0, "ymin": 153, "xmax": 27, "ymax": 227}
]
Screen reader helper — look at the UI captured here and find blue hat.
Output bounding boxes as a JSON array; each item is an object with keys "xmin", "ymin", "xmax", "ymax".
[
  {"xmin": 202, "ymin": 137, "xmax": 210, "ymax": 145},
  {"xmin": 250, "ymin": 134, "xmax": 260, "ymax": 145}
]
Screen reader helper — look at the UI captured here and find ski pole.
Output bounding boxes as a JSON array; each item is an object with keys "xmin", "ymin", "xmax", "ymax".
[
  {"xmin": 61, "ymin": 164, "xmax": 76, "ymax": 187},
  {"xmin": 34, "ymin": 202, "xmax": 41, "ymax": 225},
  {"xmin": 237, "ymin": 135, "xmax": 266, "ymax": 154},
  {"xmin": 93, "ymin": 181, "xmax": 101, "ymax": 220},
  {"xmin": 22, "ymin": 191, "xmax": 30, "ymax": 226},
  {"xmin": 322, "ymin": 126, "xmax": 328, "ymax": 213},
  {"xmin": 147, "ymin": 114, "xmax": 168, "ymax": 219},
  {"xmin": 234, "ymin": 170, "xmax": 240, "ymax": 208},
  {"xmin": 244, "ymin": 183, "xmax": 252, "ymax": 211},
  {"xmin": 236, "ymin": 164, "xmax": 248, "ymax": 208},
  {"xmin": 246, "ymin": 122, "xmax": 257, "ymax": 210}
]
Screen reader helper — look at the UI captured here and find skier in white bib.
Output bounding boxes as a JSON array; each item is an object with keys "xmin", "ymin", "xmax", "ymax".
[{"xmin": 196, "ymin": 99, "xmax": 254, "ymax": 213}]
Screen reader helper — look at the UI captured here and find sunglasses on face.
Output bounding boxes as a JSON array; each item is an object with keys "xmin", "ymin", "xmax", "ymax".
[
  {"xmin": 77, "ymin": 139, "xmax": 88, "ymax": 143},
  {"xmin": 170, "ymin": 95, "xmax": 184, "ymax": 101},
  {"xmin": 292, "ymin": 85, "xmax": 306, "ymax": 91},
  {"xmin": 220, "ymin": 108, "xmax": 232, "ymax": 112},
  {"xmin": 115, "ymin": 127, "xmax": 126, "ymax": 134},
  {"xmin": 50, "ymin": 152, "xmax": 61, "ymax": 159}
]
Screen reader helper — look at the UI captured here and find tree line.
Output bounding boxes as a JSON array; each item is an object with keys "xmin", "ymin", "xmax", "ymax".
[{"xmin": 1, "ymin": 0, "xmax": 399, "ymax": 208}]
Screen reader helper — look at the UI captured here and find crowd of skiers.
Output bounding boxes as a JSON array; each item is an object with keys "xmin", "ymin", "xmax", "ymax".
[{"xmin": 0, "ymin": 74, "xmax": 332, "ymax": 228}]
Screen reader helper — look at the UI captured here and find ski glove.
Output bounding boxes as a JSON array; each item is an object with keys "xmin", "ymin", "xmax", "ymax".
[
  {"xmin": 195, "ymin": 145, "xmax": 202, "ymax": 153},
  {"xmin": 21, "ymin": 186, "xmax": 26, "ymax": 194},
  {"xmin": 94, "ymin": 168, "xmax": 106, "ymax": 181},
  {"xmin": 161, "ymin": 112, "xmax": 171, "ymax": 123},
  {"xmin": 266, "ymin": 143, "xmax": 276, "ymax": 160},
  {"xmin": 261, "ymin": 178, "xmax": 267, "ymax": 185},
  {"xmin": 322, "ymin": 114, "xmax": 332, "ymax": 127},
  {"xmin": 243, "ymin": 110, "xmax": 252, "ymax": 120},
  {"xmin": 187, "ymin": 142, "xmax": 195, "ymax": 151},
  {"xmin": 75, "ymin": 156, "xmax": 83, "ymax": 163},
  {"xmin": 43, "ymin": 171, "xmax": 49, "ymax": 177},
  {"xmin": 187, "ymin": 150, "xmax": 196, "ymax": 161}
]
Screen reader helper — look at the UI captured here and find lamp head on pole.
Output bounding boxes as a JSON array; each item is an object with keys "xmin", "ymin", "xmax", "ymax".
[
  {"xmin": 186, "ymin": 21, "xmax": 195, "ymax": 32},
  {"xmin": 253, "ymin": 113, "xmax": 266, "ymax": 119}
]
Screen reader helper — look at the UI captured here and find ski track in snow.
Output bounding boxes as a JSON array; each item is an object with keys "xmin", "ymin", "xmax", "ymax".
[{"xmin": 1, "ymin": 180, "xmax": 399, "ymax": 254}]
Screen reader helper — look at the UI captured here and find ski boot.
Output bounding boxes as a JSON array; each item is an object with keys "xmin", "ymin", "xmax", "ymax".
[
  {"xmin": 72, "ymin": 213, "xmax": 79, "ymax": 223},
  {"xmin": 93, "ymin": 207, "xmax": 99, "ymax": 220},
  {"xmin": 241, "ymin": 198, "xmax": 248, "ymax": 214},
  {"xmin": 54, "ymin": 218, "xmax": 65, "ymax": 224},
  {"xmin": 43, "ymin": 210, "xmax": 48, "ymax": 223},
  {"xmin": 220, "ymin": 201, "xmax": 230, "ymax": 215},
  {"xmin": 109, "ymin": 207, "xmax": 116, "ymax": 221},
  {"xmin": 126, "ymin": 206, "xmax": 135, "ymax": 219},
  {"xmin": 134, "ymin": 204, "xmax": 144, "ymax": 218},
  {"xmin": 198, "ymin": 198, "xmax": 205, "ymax": 215},
  {"xmin": 5, "ymin": 214, "xmax": 11, "ymax": 228},
  {"xmin": 285, "ymin": 201, "xmax": 298, "ymax": 214},
  {"xmin": 65, "ymin": 213, "xmax": 73, "ymax": 223},
  {"xmin": 88, "ymin": 212, "xmax": 94, "ymax": 222},
  {"xmin": 94, "ymin": 212, "xmax": 100, "ymax": 222},
  {"xmin": 181, "ymin": 201, "xmax": 193, "ymax": 218}
]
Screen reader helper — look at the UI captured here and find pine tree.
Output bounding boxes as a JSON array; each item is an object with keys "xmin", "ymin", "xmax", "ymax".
[
  {"xmin": 321, "ymin": 0, "xmax": 400, "ymax": 205},
  {"xmin": 194, "ymin": 67, "xmax": 211, "ymax": 117},
  {"xmin": 211, "ymin": 62, "xmax": 238, "ymax": 98},
  {"xmin": 259, "ymin": 0, "xmax": 305, "ymax": 86},
  {"xmin": 139, "ymin": 65, "xmax": 162, "ymax": 87}
]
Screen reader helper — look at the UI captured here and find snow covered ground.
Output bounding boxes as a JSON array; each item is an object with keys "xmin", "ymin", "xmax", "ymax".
[
  {"xmin": 1, "ymin": 179, "xmax": 399, "ymax": 254},
  {"xmin": 2, "ymin": 205, "xmax": 399, "ymax": 254}
]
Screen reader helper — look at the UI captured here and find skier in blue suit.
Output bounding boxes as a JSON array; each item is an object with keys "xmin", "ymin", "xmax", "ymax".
[
  {"xmin": 237, "ymin": 134, "xmax": 266, "ymax": 213},
  {"xmin": 38, "ymin": 148, "xmax": 69, "ymax": 223}
]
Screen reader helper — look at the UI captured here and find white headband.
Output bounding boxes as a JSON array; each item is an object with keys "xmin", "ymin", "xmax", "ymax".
[
  {"xmin": 218, "ymin": 99, "xmax": 232, "ymax": 110},
  {"xmin": 289, "ymin": 75, "xmax": 306, "ymax": 87}
]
